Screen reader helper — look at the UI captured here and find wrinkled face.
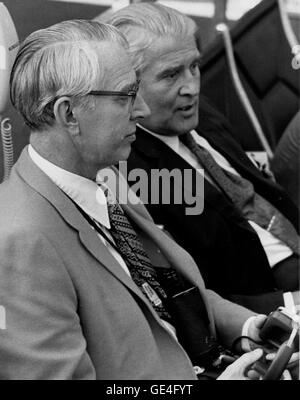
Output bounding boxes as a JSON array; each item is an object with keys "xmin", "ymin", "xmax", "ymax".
[
  {"xmin": 138, "ymin": 35, "xmax": 201, "ymax": 136},
  {"xmin": 74, "ymin": 42, "xmax": 149, "ymax": 176}
]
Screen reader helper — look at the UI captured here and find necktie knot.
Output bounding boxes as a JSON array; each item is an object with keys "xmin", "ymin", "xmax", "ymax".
[
  {"xmin": 180, "ymin": 132, "xmax": 195, "ymax": 149},
  {"xmin": 97, "ymin": 182, "xmax": 115, "ymax": 204},
  {"xmin": 97, "ymin": 182, "xmax": 121, "ymax": 217}
]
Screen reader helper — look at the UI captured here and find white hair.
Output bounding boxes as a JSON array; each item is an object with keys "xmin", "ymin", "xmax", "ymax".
[
  {"xmin": 104, "ymin": 3, "xmax": 198, "ymax": 73},
  {"xmin": 10, "ymin": 20, "xmax": 128, "ymax": 131}
]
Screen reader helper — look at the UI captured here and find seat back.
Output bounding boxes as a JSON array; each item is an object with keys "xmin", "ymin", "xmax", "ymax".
[
  {"xmin": 0, "ymin": 3, "xmax": 19, "ymax": 181},
  {"xmin": 200, "ymin": 0, "xmax": 300, "ymax": 151}
]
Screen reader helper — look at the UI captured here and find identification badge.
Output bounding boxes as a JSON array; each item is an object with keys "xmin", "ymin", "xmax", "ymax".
[{"xmin": 142, "ymin": 283, "xmax": 162, "ymax": 306}]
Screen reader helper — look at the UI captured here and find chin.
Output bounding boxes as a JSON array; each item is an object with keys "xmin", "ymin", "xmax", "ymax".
[
  {"xmin": 119, "ymin": 147, "xmax": 132, "ymax": 162},
  {"xmin": 177, "ymin": 122, "xmax": 197, "ymax": 135},
  {"xmin": 176, "ymin": 114, "xmax": 198, "ymax": 133}
]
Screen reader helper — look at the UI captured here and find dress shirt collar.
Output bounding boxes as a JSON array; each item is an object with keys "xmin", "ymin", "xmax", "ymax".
[
  {"xmin": 28, "ymin": 144, "xmax": 111, "ymax": 229},
  {"xmin": 137, "ymin": 124, "xmax": 205, "ymax": 152},
  {"xmin": 137, "ymin": 123, "xmax": 181, "ymax": 152}
]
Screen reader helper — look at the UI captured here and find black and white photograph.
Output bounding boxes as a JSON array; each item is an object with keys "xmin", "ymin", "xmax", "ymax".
[{"xmin": 0, "ymin": 0, "xmax": 299, "ymax": 383}]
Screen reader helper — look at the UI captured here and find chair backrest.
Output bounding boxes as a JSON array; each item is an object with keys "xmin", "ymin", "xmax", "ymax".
[
  {"xmin": 0, "ymin": 3, "xmax": 19, "ymax": 182},
  {"xmin": 200, "ymin": 0, "xmax": 300, "ymax": 151}
]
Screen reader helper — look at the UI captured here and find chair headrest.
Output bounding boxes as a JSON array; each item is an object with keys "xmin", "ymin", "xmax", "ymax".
[{"xmin": 0, "ymin": 3, "xmax": 19, "ymax": 114}]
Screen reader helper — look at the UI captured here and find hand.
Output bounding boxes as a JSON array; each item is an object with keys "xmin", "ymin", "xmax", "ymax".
[
  {"xmin": 246, "ymin": 314, "xmax": 267, "ymax": 348},
  {"xmin": 217, "ymin": 349, "xmax": 264, "ymax": 380}
]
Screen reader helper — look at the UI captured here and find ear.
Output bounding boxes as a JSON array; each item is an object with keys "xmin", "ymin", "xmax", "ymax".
[{"xmin": 53, "ymin": 96, "xmax": 80, "ymax": 135}]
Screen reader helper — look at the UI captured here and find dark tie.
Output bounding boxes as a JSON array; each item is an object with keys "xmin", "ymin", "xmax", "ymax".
[
  {"xmin": 100, "ymin": 185, "xmax": 173, "ymax": 321},
  {"xmin": 181, "ymin": 133, "xmax": 299, "ymax": 255}
]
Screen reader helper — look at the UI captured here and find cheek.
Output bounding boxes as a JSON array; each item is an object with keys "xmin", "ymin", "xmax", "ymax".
[
  {"xmin": 145, "ymin": 93, "xmax": 175, "ymax": 118},
  {"xmin": 141, "ymin": 84, "xmax": 173, "ymax": 112}
]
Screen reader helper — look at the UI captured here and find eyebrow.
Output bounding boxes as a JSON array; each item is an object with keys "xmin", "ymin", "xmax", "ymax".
[
  {"xmin": 157, "ymin": 66, "xmax": 181, "ymax": 79},
  {"xmin": 118, "ymin": 79, "xmax": 139, "ymax": 93},
  {"xmin": 194, "ymin": 55, "xmax": 202, "ymax": 64},
  {"xmin": 157, "ymin": 55, "xmax": 202, "ymax": 79}
]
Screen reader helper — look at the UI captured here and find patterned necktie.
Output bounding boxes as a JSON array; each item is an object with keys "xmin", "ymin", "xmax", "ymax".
[
  {"xmin": 99, "ymin": 185, "xmax": 172, "ymax": 322},
  {"xmin": 181, "ymin": 133, "xmax": 299, "ymax": 255}
]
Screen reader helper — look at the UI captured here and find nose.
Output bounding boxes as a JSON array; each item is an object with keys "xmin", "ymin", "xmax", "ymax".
[
  {"xmin": 179, "ymin": 72, "xmax": 200, "ymax": 97},
  {"xmin": 130, "ymin": 93, "xmax": 151, "ymax": 120}
]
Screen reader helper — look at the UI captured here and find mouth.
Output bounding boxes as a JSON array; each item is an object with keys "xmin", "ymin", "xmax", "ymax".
[
  {"xmin": 177, "ymin": 102, "xmax": 197, "ymax": 116},
  {"xmin": 178, "ymin": 105, "xmax": 193, "ymax": 111}
]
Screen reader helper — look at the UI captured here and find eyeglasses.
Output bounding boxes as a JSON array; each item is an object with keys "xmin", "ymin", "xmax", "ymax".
[
  {"xmin": 87, "ymin": 80, "xmax": 140, "ymax": 109},
  {"xmin": 44, "ymin": 80, "xmax": 140, "ymax": 115}
]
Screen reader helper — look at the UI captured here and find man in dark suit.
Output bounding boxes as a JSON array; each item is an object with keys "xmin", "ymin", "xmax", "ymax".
[
  {"xmin": 0, "ymin": 18, "xmax": 267, "ymax": 379},
  {"xmin": 107, "ymin": 2, "xmax": 300, "ymax": 315},
  {"xmin": 271, "ymin": 110, "xmax": 300, "ymax": 207}
]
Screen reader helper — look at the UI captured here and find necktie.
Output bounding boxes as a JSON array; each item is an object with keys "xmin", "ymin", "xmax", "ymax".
[
  {"xmin": 100, "ymin": 185, "xmax": 172, "ymax": 321},
  {"xmin": 69, "ymin": 186, "xmax": 218, "ymax": 364},
  {"xmin": 181, "ymin": 133, "xmax": 299, "ymax": 255},
  {"xmin": 99, "ymin": 186, "xmax": 221, "ymax": 366}
]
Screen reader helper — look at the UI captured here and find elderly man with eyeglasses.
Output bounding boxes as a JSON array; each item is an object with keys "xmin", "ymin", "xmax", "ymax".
[{"xmin": 0, "ymin": 19, "xmax": 274, "ymax": 380}]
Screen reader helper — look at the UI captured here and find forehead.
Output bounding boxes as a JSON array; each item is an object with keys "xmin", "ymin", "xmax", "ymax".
[
  {"xmin": 96, "ymin": 41, "xmax": 136, "ymax": 89},
  {"xmin": 143, "ymin": 36, "xmax": 200, "ymax": 76}
]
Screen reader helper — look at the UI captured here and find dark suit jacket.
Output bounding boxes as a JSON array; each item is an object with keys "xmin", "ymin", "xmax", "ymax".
[
  {"xmin": 126, "ymin": 97, "xmax": 299, "ymax": 314},
  {"xmin": 0, "ymin": 147, "xmax": 254, "ymax": 379},
  {"xmin": 271, "ymin": 110, "xmax": 300, "ymax": 207}
]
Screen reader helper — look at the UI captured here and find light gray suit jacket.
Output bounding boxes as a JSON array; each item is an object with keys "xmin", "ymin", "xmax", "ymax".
[{"xmin": 0, "ymin": 147, "xmax": 255, "ymax": 379}]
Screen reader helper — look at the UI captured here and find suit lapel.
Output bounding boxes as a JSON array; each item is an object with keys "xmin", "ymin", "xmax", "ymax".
[
  {"xmin": 196, "ymin": 124, "xmax": 264, "ymax": 179},
  {"xmin": 14, "ymin": 148, "xmax": 161, "ymax": 315},
  {"xmin": 134, "ymin": 127, "xmax": 254, "ymax": 232}
]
